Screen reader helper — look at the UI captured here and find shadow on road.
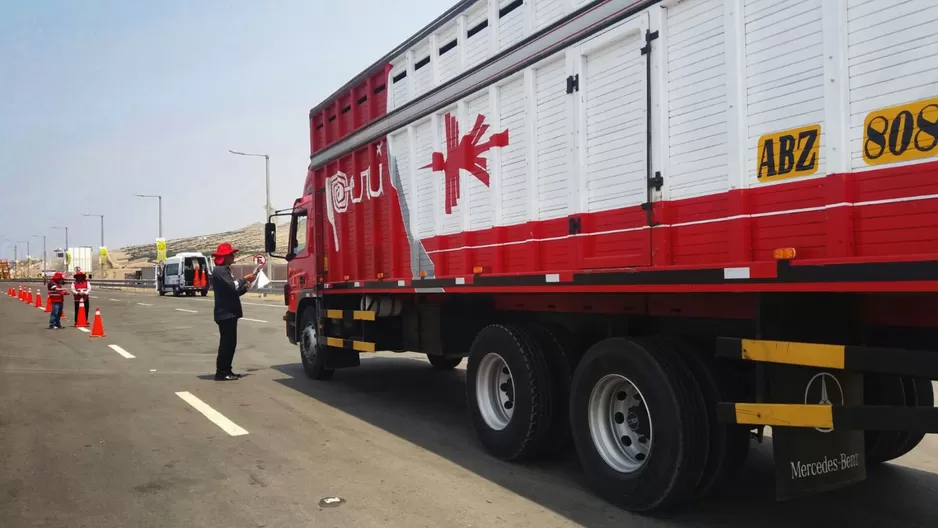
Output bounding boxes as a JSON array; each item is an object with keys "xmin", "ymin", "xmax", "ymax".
[{"xmin": 271, "ymin": 356, "xmax": 938, "ymax": 528}]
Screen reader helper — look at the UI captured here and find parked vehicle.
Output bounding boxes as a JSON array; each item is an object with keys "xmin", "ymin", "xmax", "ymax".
[
  {"xmin": 157, "ymin": 252, "xmax": 210, "ymax": 297},
  {"xmin": 266, "ymin": 0, "xmax": 938, "ymax": 512}
]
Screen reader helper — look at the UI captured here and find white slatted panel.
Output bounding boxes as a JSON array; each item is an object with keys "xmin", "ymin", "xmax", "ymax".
[
  {"xmin": 533, "ymin": 0, "xmax": 566, "ymax": 30},
  {"xmin": 389, "ymin": 60, "xmax": 409, "ymax": 111},
  {"xmin": 745, "ymin": 0, "xmax": 826, "ymax": 185},
  {"xmin": 466, "ymin": 92, "xmax": 495, "ymax": 229},
  {"xmin": 581, "ymin": 30, "xmax": 647, "ymax": 212},
  {"xmin": 437, "ymin": 23, "xmax": 460, "ymax": 85},
  {"xmin": 847, "ymin": 0, "xmax": 938, "ymax": 169},
  {"xmin": 437, "ymin": 106, "xmax": 463, "ymax": 235},
  {"xmin": 497, "ymin": 74, "xmax": 529, "ymax": 225},
  {"xmin": 413, "ymin": 41, "xmax": 434, "ymax": 97},
  {"xmin": 666, "ymin": 0, "xmax": 729, "ymax": 199},
  {"xmin": 466, "ymin": 2, "xmax": 491, "ymax": 68},
  {"xmin": 389, "ymin": 129, "xmax": 412, "ymax": 233},
  {"xmin": 498, "ymin": 0, "xmax": 528, "ymax": 51},
  {"xmin": 414, "ymin": 120, "xmax": 436, "ymax": 238},
  {"xmin": 534, "ymin": 55, "xmax": 570, "ymax": 219}
]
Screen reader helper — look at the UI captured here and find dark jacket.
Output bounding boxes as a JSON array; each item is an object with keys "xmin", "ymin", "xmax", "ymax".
[{"xmin": 212, "ymin": 265, "xmax": 248, "ymax": 322}]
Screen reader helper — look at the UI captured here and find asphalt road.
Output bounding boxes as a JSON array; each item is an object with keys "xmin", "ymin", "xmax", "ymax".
[{"xmin": 1, "ymin": 283, "xmax": 937, "ymax": 528}]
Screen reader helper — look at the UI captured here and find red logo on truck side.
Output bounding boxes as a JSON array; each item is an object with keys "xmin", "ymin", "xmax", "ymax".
[{"xmin": 423, "ymin": 113, "xmax": 508, "ymax": 214}]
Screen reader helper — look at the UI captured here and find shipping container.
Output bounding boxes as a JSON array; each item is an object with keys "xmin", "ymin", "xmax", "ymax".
[{"xmin": 267, "ymin": 0, "xmax": 938, "ymax": 512}]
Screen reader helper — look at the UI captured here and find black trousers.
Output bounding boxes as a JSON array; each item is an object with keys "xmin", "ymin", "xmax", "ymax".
[
  {"xmin": 216, "ymin": 318, "xmax": 239, "ymax": 373},
  {"xmin": 74, "ymin": 298, "xmax": 91, "ymax": 325}
]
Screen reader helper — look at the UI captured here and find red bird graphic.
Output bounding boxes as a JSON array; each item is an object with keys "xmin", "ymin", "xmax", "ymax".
[{"xmin": 422, "ymin": 113, "xmax": 509, "ymax": 214}]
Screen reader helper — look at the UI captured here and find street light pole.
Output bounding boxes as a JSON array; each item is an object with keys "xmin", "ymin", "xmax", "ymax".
[
  {"xmin": 32, "ymin": 235, "xmax": 45, "ymax": 271},
  {"xmin": 229, "ymin": 149, "xmax": 273, "ymax": 279},
  {"xmin": 51, "ymin": 226, "xmax": 69, "ymax": 271},
  {"xmin": 134, "ymin": 194, "xmax": 163, "ymax": 238}
]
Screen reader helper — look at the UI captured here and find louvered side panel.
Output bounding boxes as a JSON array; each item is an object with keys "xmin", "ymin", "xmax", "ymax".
[
  {"xmin": 582, "ymin": 32, "xmax": 646, "ymax": 212},
  {"xmin": 437, "ymin": 23, "xmax": 461, "ymax": 85},
  {"xmin": 497, "ymin": 74, "xmax": 529, "ymax": 225},
  {"xmin": 413, "ymin": 42, "xmax": 434, "ymax": 97},
  {"xmin": 534, "ymin": 55, "xmax": 571, "ymax": 220},
  {"xmin": 414, "ymin": 121, "xmax": 436, "ymax": 242},
  {"xmin": 666, "ymin": 0, "xmax": 729, "ymax": 200},
  {"xmin": 498, "ymin": 0, "xmax": 528, "ymax": 51},
  {"xmin": 389, "ymin": 61, "xmax": 410, "ymax": 111},
  {"xmin": 467, "ymin": 92, "xmax": 495, "ymax": 229},
  {"xmin": 533, "ymin": 0, "xmax": 566, "ymax": 30},
  {"xmin": 466, "ymin": 2, "xmax": 491, "ymax": 68},
  {"xmin": 745, "ymin": 0, "xmax": 826, "ymax": 186},
  {"xmin": 389, "ymin": 129, "xmax": 413, "ymax": 251},
  {"xmin": 847, "ymin": 0, "xmax": 938, "ymax": 170}
]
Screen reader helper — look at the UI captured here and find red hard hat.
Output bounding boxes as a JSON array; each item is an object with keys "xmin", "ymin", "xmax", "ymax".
[
  {"xmin": 53, "ymin": 272, "xmax": 64, "ymax": 280},
  {"xmin": 212, "ymin": 243, "xmax": 238, "ymax": 257}
]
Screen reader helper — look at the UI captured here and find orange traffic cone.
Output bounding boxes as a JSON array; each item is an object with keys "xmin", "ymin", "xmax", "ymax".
[
  {"xmin": 75, "ymin": 300, "xmax": 89, "ymax": 328},
  {"xmin": 26, "ymin": 289, "xmax": 32, "ymax": 304},
  {"xmin": 89, "ymin": 308, "xmax": 106, "ymax": 337},
  {"xmin": 35, "ymin": 291, "xmax": 42, "ymax": 309},
  {"xmin": 45, "ymin": 296, "xmax": 52, "ymax": 313}
]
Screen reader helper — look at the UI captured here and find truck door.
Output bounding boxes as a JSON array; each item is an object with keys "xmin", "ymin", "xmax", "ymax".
[
  {"xmin": 314, "ymin": 189, "xmax": 326, "ymax": 284},
  {"xmin": 287, "ymin": 199, "xmax": 314, "ymax": 293},
  {"xmin": 572, "ymin": 13, "xmax": 654, "ymax": 269}
]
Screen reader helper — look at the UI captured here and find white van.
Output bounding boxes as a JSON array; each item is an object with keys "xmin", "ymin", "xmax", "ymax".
[{"xmin": 157, "ymin": 252, "xmax": 211, "ymax": 297}]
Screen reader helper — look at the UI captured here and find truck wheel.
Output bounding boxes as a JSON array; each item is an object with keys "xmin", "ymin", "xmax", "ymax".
[
  {"xmin": 466, "ymin": 324, "xmax": 553, "ymax": 461},
  {"xmin": 427, "ymin": 355, "xmax": 462, "ymax": 370},
  {"xmin": 524, "ymin": 323, "xmax": 579, "ymax": 455},
  {"xmin": 200, "ymin": 289, "xmax": 208, "ymax": 297},
  {"xmin": 299, "ymin": 307, "xmax": 333, "ymax": 380},
  {"xmin": 652, "ymin": 336, "xmax": 749, "ymax": 497},
  {"xmin": 172, "ymin": 287, "xmax": 181, "ymax": 297},
  {"xmin": 870, "ymin": 377, "xmax": 934, "ymax": 463},
  {"xmin": 865, "ymin": 375, "xmax": 909, "ymax": 464},
  {"xmin": 569, "ymin": 337, "xmax": 709, "ymax": 512}
]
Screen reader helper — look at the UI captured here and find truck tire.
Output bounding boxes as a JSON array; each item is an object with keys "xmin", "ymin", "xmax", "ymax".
[
  {"xmin": 869, "ymin": 377, "xmax": 934, "ymax": 463},
  {"xmin": 172, "ymin": 286, "xmax": 181, "ymax": 297},
  {"xmin": 650, "ymin": 336, "xmax": 749, "ymax": 498},
  {"xmin": 569, "ymin": 337, "xmax": 709, "ymax": 512},
  {"xmin": 523, "ymin": 323, "xmax": 579, "ymax": 455},
  {"xmin": 299, "ymin": 307, "xmax": 333, "ymax": 380},
  {"xmin": 427, "ymin": 355, "xmax": 462, "ymax": 370},
  {"xmin": 466, "ymin": 324, "xmax": 554, "ymax": 461},
  {"xmin": 200, "ymin": 289, "xmax": 208, "ymax": 297},
  {"xmin": 865, "ymin": 375, "xmax": 909, "ymax": 464}
]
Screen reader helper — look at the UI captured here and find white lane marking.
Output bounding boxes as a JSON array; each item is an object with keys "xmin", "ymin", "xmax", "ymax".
[
  {"xmin": 108, "ymin": 344, "xmax": 135, "ymax": 358},
  {"xmin": 78, "ymin": 327, "xmax": 91, "ymax": 333},
  {"xmin": 109, "ymin": 299, "xmax": 122, "ymax": 302},
  {"xmin": 242, "ymin": 318, "xmax": 268, "ymax": 323},
  {"xmin": 149, "ymin": 369, "xmax": 157, "ymax": 372},
  {"xmin": 137, "ymin": 302, "xmax": 153, "ymax": 306},
  {"xmin": 175, "ymin": 391, "xmax": 248, "ymax": 436},
  {"xmin": 175, "ymin": 308, "xmax": 198, "ymax": 313}
]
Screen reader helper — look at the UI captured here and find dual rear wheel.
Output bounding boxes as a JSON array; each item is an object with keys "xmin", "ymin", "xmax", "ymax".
[{"xmin": 466, "ymin": 326, "xmax": 749, "ymax": 512}]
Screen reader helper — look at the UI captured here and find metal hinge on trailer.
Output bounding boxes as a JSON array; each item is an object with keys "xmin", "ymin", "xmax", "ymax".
[
  {"xmin": 565, "ymin": 74, "xmax": 579, "ymax": 94},
  {"xmin": 714, "ymin": 337, "xmax": 938, "ymax": 432},
  {"xmin": 640, "ymin": 29, "xmax": 659, "ymax": 55},
  {"xmin": 647, "ymin": 171, "xmax": 663, "ymax": 191}
]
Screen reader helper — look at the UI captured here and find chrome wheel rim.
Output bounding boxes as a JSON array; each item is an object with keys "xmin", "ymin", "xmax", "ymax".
[
  {"xmin": 300, "ymin": 323, "xmax": 317, "ymax": 363},
  {"xmin": 588, "ymin": 374, "xmax": 652, "ymax": 473},
  {"xmin": 476, "ymin": 353, "xmax": 515, "ymax": 431}
]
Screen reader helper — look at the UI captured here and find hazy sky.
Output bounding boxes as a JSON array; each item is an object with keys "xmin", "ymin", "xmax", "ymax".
[{"xmin": 0, "ymin": 0, "xmax": 447, "ymax": 259}]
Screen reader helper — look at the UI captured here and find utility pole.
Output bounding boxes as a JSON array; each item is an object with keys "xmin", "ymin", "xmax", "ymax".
[
  {"xmin": 32, "ymin": 234, "xmax": 45, "ymax": 272},
  {"xmin": 229, "ymin": 149, "xmax": 273, "ymax": 279},
  {"xmin": 134, "ymin": 195, "xmax": 163, "ymax": 238},
  {"xmin": 52, "ymin": 226, "xmax": 69, "ymax": 271}
]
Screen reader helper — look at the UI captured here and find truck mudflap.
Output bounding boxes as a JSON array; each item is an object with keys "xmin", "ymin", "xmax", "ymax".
[{"xmin": 715, "ymin": 337, "xmax": 938, "ymax": 500}]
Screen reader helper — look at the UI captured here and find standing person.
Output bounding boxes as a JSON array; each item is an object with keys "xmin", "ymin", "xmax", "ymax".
[
  {"xmin": 71, "ymin": 267, "xmax": 91, "ymax": 325},
  {"xmin": 211, "ymin": 243, "xmax": 255, "ymax": 381},
  {"xmin": 47, "ymin": 272, "xmax": 70, "ymax": 329}
]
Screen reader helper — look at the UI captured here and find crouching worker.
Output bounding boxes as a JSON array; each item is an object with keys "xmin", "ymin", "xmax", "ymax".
[
  {"xmin": 211, "ymin": 243, "xmax": 255, "ymax": 381},
  {"xmin": 71, "ymin": 268, "xmax": 91, "ymax": 325},
  {"xmin": 48, "ymin": 272, "xmax": 70, "ymax": 329}
]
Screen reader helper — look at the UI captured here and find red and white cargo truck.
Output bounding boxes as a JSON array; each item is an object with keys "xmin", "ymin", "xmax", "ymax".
[{"xmin": 266, "ymin": 0, "xmax": 938, "ymax": 511}]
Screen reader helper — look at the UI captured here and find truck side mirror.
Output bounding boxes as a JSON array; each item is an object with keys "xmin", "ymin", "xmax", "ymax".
[{"xmin": 265, "ymin": 222, "xmax": 277, "ymax": 253}]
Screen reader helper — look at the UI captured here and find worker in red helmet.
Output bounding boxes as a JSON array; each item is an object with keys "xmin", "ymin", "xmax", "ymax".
[
  {"xmin": 71, "ymin": 268, "xmax": 92, "ymax": 325},
  {"xmin": 210, "ymin": 243, "xmax": 255, "ymax": 381},
  {"xmin": 47, "ymin": 272, "xmax": 70, "ymax": 329}
]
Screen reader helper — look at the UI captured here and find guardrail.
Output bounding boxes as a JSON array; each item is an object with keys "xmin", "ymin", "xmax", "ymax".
[{"xmin": 1, "ymin": 278, "xmax": 286, "ymax": 296}]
